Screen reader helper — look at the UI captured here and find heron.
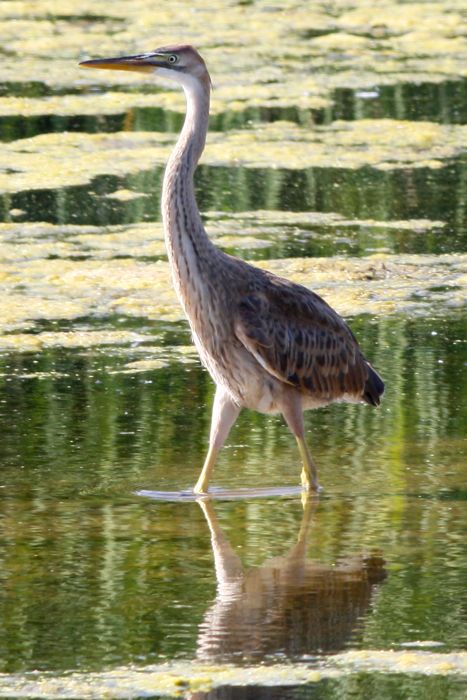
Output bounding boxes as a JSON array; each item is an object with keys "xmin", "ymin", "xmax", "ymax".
[{"xmin": 80, "ymin": 45, "xmax": 384, "ymax": 494}]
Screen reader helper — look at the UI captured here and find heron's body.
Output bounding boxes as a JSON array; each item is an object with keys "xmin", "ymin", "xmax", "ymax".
[{"xmin": 80, "ymin": 45, "xmax": 384, "ymax": 493}]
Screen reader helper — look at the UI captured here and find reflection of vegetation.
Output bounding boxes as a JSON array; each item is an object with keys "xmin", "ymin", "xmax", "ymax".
[
  {"xmin": 332, "ymin": 80, "xmax": 467, "ymax": 125},
  {"xmin": 318, "ymin": 674, "xmax": 467, "ymax": 700},
  {"xmin": 0, "ymin": 112, "xmax": 126, "ymax": 142},
  {"xmin": 1, "ymin": 79, "xmax": 464, "ymax": 145},
  {"xmin": 2, "ymin": 158, "xmax": 464, "ymax": 254},
  {"xmin": 0, "ymin": 315, "xmax": 465, "ymax": 671}
]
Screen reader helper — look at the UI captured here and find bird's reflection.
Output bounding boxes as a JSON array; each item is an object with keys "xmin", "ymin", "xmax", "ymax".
[
  {"xmin": 190, "ymin": 686, "xmax": 314, "ymax": 700},
  {"xmin": 196, "ymin": 497, "xmax": 386, "ymax": 662}
]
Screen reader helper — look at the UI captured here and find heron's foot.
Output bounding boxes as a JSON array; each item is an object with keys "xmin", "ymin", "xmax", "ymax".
[
  {"xmin": 193, "ymin": 481, "xmax": 209, "ymax": 496},
  {"xmin": 301, "ymin": 488, "xmax": 320, "ymax": 509},
  {"xmin": 301, "ymin": 467, "xmax": 320, "ymax": 493},
  {"xmin": 296, "ymin": 436, "xmax": 320, "ymax": 492}
]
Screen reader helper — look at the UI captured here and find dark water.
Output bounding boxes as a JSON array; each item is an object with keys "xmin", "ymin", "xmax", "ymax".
[{"xmin": 0, "ymin": 42, "xmax": 466, "ymax": 700}]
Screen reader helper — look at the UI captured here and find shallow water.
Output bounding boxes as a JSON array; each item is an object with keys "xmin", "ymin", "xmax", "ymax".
[
  {"xmin": 0, "ymin": 1, "xmax": 466, "ymax": 698},
  {"xmin": 0, "ymin": 315, "xmax": 466, "ymax": 685}
]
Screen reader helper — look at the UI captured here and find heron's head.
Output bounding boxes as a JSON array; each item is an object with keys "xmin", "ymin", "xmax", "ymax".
[{"xmin": 79, "ymin": 44, "xmax": 211, "ymax": 92}]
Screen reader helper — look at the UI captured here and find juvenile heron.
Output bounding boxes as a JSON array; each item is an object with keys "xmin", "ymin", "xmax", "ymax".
[{"xmin": 80, "ymin": 45, "xmax": 384, "ymax": 494}]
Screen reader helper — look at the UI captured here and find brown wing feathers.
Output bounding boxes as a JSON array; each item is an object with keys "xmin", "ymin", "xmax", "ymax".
[{"xmin": 235, "ymin": 279, "xmax": 380, "ymax": 403}]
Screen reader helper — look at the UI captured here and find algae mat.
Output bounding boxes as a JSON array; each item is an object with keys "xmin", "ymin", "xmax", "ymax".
[
  {"xmin": 0, "ymin": 651, "xmax": 466, "ymax": 698},
  {"xmin": 1, "ymin": 120, "xmax": 466, "ymax": 195},
  {"xmin": 0, "ymin": 242, "xmax": 464, "ymax": 345},
  {"xmin": 0, "ymin": 213, "xmax": 464, "ymax": 351},
  {"xmin": 0, "ymin": 0, "xmax": 465, "ymax": 106}
]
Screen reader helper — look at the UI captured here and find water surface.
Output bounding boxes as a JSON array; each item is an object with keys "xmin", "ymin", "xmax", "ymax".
[
  {"xmin": 0, "ymin": 314, "xmax": 465, "ymax": 675},
  {"xmin": 0, "ymin": 1, "xmax": 466, "ymax": 698}
]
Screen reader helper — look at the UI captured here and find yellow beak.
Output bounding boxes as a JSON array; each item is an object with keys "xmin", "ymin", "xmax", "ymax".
[{"xmin": 79, "ymin": 54, "xmax": 157, "ymax": 73}]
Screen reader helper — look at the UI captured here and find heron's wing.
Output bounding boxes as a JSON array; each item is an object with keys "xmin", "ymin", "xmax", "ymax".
[{"xmin": 234, "ymin": 275, "xmax": 369, "ymax": 399}]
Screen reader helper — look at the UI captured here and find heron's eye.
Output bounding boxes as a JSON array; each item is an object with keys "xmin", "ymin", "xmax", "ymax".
[{"xmin": 167, "ymin": 54, "xmax": 178, "ymax": 64}]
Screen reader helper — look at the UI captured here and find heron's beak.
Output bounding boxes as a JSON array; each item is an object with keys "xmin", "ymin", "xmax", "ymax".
[{"xmin": 79, "ymin": 53, "xmax": 158, "ymax": 74}]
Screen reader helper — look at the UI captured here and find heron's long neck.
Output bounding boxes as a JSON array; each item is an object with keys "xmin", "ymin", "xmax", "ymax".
[{"xmin": 161, "ymin": 77, "xmax": 216, "ymax": 311}]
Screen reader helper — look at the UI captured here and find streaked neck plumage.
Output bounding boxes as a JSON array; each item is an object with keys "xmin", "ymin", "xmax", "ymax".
[{"xmin": 161, "ymin": 72, "xmax": 217, "ymax": 313}]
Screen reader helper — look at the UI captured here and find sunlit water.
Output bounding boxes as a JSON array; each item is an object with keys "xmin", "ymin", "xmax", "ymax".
[{"xmin": 0, "ymin": 4, "xmax": 466, "ymax": 699}]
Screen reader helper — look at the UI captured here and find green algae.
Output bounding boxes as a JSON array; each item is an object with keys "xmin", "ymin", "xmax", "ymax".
[
  {"xmin": 0, "ymin": 0, "xmax": 465, "ymax": 122},
  {"xmin": 0, "ymin": 90, "xmax": 330, "ymax": 120},
  {"xmin": 1, "ymin": 119, "xmax": 465, "ymax": 195},
  {"xmin": 204, "ymin": 119, "xmax": 467, "ymax": 171},
  {"xmin": 254, "ymin": 253, "xmax": 466, "ymax": 317},
  {"xmin": 0, "ymin": 209, "xmax": 462, "ymax": 351},
  {"xmin": 115, "ymin": 345, "xmax": 199, "ymax": 373},
  {"xmin": 0, "ymin": 91, "xmax": 186, "ymax": 118},
  {"xmin": 0, "ymin": 131, "xmax": 173, "ymax": 194},
  {"xmin": 0, "ymin": 209, "xmax": 463, "ymax": 349},
  {"xmin": 103, "ymin": 188, "xmax": 149, "ymax": 202},
  {"xmin": 205, "ymin": 210, "xmax": 447, "ymax": 233},
  {"xmin": 0, "ymin": 242, "xmax": 464, "ymax": 346},
  {"xmin": 0, "ymin": 220, "xmax": 272, "ymax": 261},
  {"xmin": 0, "ymin": 651, "xmax": 466, "ymax": 698},
  {"xmin": 0, "ymin": 329, "xmax": 148, "ymax": 352},
  {"xmin": 0, "ymin": 1, "xmax": 465, "ymax": 218},
  {"xmin": 7, "ymin": 3, "xmax": 467, "ymax": 78}
]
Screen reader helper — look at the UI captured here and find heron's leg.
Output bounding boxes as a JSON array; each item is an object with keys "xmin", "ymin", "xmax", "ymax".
[
  {"xmin": 194, "ymin": 386, "xmax": 240, "ymax": 494},
  {"xmin": 295, "ymin": 436, "xmax": 319, "ymax": 492},
  {"xmin": 282, "ymin": 392, "xmax": 319, "ymax": 492}
]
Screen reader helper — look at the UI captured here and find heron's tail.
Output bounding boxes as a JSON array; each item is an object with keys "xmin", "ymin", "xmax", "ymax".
[{"xmin": 363, "ymin": 365, "xmax": 385, "ymax": 406}]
